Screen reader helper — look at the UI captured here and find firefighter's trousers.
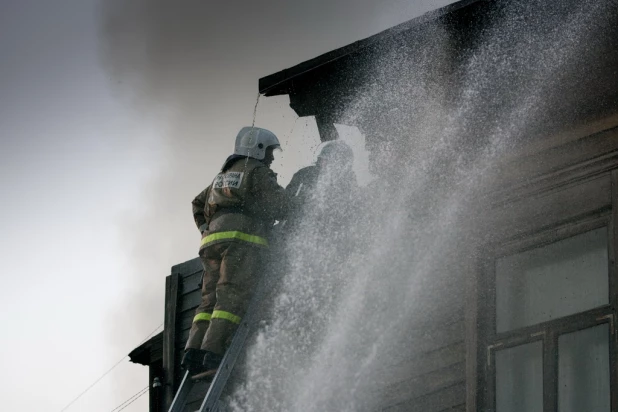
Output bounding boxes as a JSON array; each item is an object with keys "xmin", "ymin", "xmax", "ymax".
[{"xmin": 185, "ymin": 241, "xmax": 262, "ymax": 355}]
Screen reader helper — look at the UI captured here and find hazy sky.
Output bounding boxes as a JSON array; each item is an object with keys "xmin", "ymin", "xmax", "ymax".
[{"xmin": 0, "ymin": 0, "xmax": 455, "ymax": 410}]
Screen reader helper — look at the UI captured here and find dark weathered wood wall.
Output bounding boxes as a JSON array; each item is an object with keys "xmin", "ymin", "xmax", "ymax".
[
  {"xmin": 370, "ymin": 318, "xmax": 467, "ymax": 411},
  {"xmin": 168, "ymin": 256, "xmax": 468, "ymax": 412},
  {"xmin": 160, "ymin": 127, "xmax": 618, "ymax": 411},
  {"xmin": 159, "ymin": 258, "xmax": 204, "ymax": 411},
  {"xmin": 175, "ymin": 261, "xmax": 210, "ymax": 411},
  {"xmin": 473, "ymin": 127, "xmax": 618, "ymax": 411}
]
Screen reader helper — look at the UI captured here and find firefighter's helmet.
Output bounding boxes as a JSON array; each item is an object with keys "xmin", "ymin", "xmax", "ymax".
[
  {"xmin": 315, "ymin": 140, "xmax": 354, "ymax": 167},
  {"xmin": 234, "ymin": 127, "xmax": 281, "ymax": 160}
]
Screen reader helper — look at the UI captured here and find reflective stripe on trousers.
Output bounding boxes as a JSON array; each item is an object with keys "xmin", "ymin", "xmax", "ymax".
[
  {"xmin": 211, "ymin": 310, "xmax": 241, "ymax": 324},
  {"xmin": 200, "ymin": 231, "xmax": 268, "ymax": 248},
  {"xmin": 193, "ymin": 312, "xmax": 212, "ymax": 322},
  {"xmin": 193, "ymin": 311, "xmax": 241, "ymax": 325}
]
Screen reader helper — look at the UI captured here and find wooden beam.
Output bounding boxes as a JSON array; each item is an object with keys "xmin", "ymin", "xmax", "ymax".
[
  {"xmin": 464, "ymin": 247, "xmax": 479, "ymax": 412},
  {"xmin": 316, "ymin": 115, "xmax": 338, "ymax": 142},
  {"xmin": 610, "ymin": 169, "xmax": 618, "ymax": 412},
  {"xmin": 162, "ymin": 273, "xmax": 180, "ymax": 411}
]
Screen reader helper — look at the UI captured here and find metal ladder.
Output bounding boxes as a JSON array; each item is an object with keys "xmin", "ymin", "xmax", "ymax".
[{"xmin": 168, "ymin": 270, "xmax": 272, "ymax": 412}]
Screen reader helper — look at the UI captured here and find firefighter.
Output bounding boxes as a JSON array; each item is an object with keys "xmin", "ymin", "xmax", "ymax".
[
  {"xmin": 279, "ymin": 140, "xmax": 358, "ymax": 359},
  {"xmin": 286, "ymin": 139, "xmax": 357, "ymax": 227},
  {"xmin": 182, "ymin": 126, "xmax": 288, "ymax": 377}
]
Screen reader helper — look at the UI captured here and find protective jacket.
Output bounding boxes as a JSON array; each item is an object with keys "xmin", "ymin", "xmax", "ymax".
[
  {"xmin": 285, "ymin": 165, "xmax": 319, "ymax": 214},
  {"xmin": 192, "ymin": 156, "xmax": 288, "ymax": 250},
  {"xmin": 185, "ymin": 155, "xmax": 288, "ymax": 355},
  {"xmin": 286, "ymin": 164, "xmax": 357, "ymax": 218}
]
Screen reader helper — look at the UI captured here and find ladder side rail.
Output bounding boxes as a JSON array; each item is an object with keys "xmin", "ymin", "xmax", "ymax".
[
  {"xmin": 198, "ymin": 294, "xmax": 263, "ymax": 412},
  {"xmin": 199, "ymin": 235, "xmax": 286, "ymax": 412},
  {"xmin": 168, "ymin": 370, "xmax": 196, "ymax": 412}
]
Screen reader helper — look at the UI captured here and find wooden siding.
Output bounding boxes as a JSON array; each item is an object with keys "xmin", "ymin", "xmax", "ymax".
[
  {"xmin": 386, "ymin": 126, "xmax": 618, "ymax": 412},
  {"xmin": 162, "ymin": 273, "xmax": 179, "ymax": 411},
  {"xmin": 359, "ymin": 269, "xmax": 468, "ymax": 412},
  {"xmin": 482, "ymin": 128, "xmax": 618, "ymax": 246},
  {"xmin": 472, "ymin": 130, "xmax": 618, "ymax": 410},
  {"xmin": 371, "ymin": 325, "xmax": 467, "ymax": 411},
  {"xmin": 155, "ymin": 258, "xmax": 204, "ymax": 410},
  {"xmin": 174, "ymin": 260, "xmax": 203, "ymax": 369},
  {"xmin": 165, "ymin": 251, "xmax": 468, "ymax": 412}
]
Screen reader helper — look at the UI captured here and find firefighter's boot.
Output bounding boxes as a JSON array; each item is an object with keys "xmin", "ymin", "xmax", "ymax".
[
  {"xmin": 191, "ymin": 351, "xmax": 224, "ymax": 380},
  {"xmin": 181, "ymin": 348, "xmax": 208, "ymax": 374}
]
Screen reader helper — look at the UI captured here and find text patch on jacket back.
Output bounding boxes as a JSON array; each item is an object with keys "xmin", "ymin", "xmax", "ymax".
[{"xmin": 214, "ymin": 172, "xmax": 244, "ymax": 189}]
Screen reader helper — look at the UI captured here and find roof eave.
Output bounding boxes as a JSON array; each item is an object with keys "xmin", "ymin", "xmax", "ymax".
[
  {"xmin": 128, "ymin": 332, "xmax": 163, "ymax": 366},
  {"xmin": 258, "ymin": 0, "xmax": 487, "ymax": 96}
]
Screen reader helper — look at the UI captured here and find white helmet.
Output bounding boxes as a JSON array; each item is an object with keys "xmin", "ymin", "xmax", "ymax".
[
  {"xmin": 314, "ymin": 139, "xmax": 354, "ymax": 167},
  {"xmin": 234, "ymin": 127, "xmax": 281, "ymax": 160}
]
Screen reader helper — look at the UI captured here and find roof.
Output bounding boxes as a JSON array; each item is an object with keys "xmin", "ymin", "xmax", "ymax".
[
  {"xmin": 129, "ymin": 331, "xmax": 163, "ymax": 366},
  {"xmin": 258, "ymin": 0, "xmax": 486, "ymax": 96}
]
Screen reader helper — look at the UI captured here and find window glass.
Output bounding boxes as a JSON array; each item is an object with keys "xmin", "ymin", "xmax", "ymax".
[
  {"xmin": 496, "ymin": 227, "xmax": 608, "ymax": 332},
  {"xmin": 559, "ymin": 324, "xmax": 610, "ymax": 412},
  {"xmin": 496, "ymin": 341, "xmax": 543, "ymax": 412}
]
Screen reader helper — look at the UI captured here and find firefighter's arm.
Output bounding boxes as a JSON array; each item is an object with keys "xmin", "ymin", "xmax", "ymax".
[
  {"xmin": 192, "ymin": 186, "xmax": 210, "ymax": 233},
  {"xmin": 285, "ymin": 172, "xmax": 301, "ymax": 197},
  {"xmin": 284, "ymin": 169, "xmax": 307, "ymax": 215},
  {"xmin": 252, "ymin": 166, "xmax": 290, "ymax": 221}
]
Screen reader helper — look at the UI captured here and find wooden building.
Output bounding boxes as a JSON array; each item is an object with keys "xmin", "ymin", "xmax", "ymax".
[{"xmin": 130, "ymin": 0, "xmax": 618, "ymax": 410}]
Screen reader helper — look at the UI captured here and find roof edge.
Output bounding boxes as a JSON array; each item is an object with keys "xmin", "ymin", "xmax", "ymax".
[
  {"xmin": 129, "ymin": 331, "xmax": 163, "ymax": 366},
  {"xmin": 258, "ymin": 0, "xmax": 486, "ymax": 96}
]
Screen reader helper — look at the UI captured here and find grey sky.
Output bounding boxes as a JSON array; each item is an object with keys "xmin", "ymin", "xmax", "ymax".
[{"xmin": 0, "ymin": 0, "xmax": 455, "ymax": 410}]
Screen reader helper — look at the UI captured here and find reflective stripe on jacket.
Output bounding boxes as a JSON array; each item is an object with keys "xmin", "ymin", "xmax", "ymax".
[{"xmin": 193, "ymin": 156, "xmax": 287, "ymax": 249}]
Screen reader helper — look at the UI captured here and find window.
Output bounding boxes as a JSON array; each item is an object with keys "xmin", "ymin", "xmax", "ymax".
[{"xmin": 481, "ymin": 219, "xmax": 616, "ymax": 412}]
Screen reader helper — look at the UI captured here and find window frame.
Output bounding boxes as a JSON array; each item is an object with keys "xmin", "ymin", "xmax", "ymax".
[{"xmin": 478, "ymin": 184, "xmax": 618, "ymax": 412}]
